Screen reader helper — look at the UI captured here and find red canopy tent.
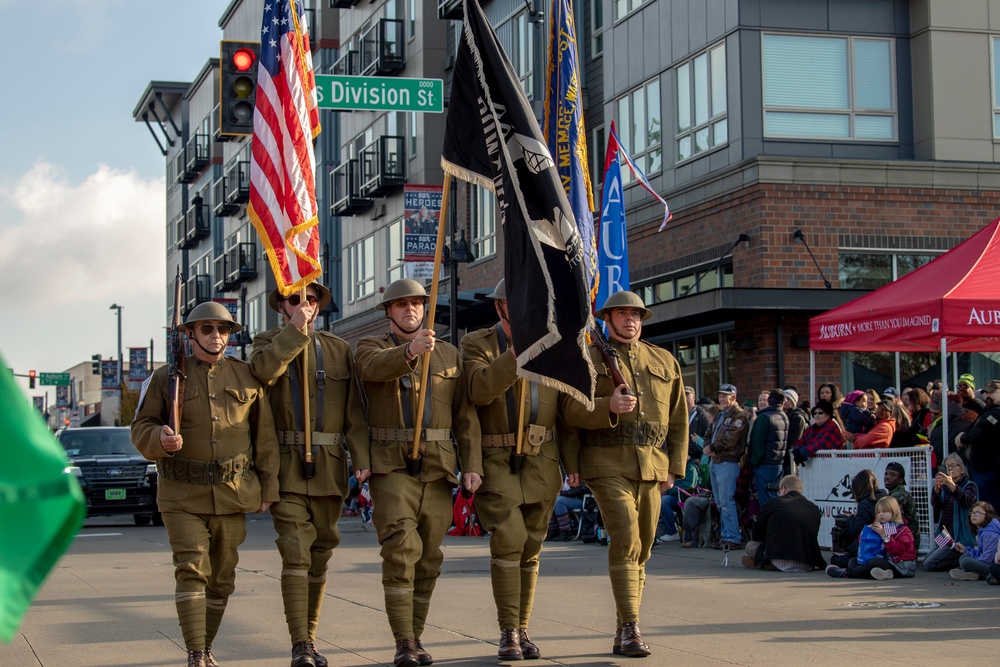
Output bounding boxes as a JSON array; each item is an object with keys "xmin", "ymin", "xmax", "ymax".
[
  {"xmin": 810, "ymin": 217, "xmax": 1000, "ymax": 352},
  {"xmin": 808, "ymin": 218, "xmax": 1000, "ymax": 454}
]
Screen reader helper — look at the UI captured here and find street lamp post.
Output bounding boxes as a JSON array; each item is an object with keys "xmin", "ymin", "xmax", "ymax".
[{"xmin": 110, "ymin": 303, "xmax": 123, "ymax": 425}]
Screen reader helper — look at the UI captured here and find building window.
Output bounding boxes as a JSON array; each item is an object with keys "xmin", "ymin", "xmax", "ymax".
[
  {"xmin": 388, "ymin": 219, "xmax": 405, "ymax": 283},
  {"xmin": 838, "ymin": 251, "xmax": 938, "ymax": 289},
  {"xmin": 638, "ymin": 261, "xmax": 733, "ymax": 305},
  {"xmin": 591, "ymin": 0, "xmax": 604, "ymax": 57},
  {"xmin": 408, "ymin": 0, "xmax": 416, "ymax": 40},
  {"xmin": 616, "ymin": 78, "xmax": 661, "ymax": 184},
  {"xmin": 409, "ymin": 111, "xmax": 417, "ymax": 158},
  {"xmin": 613, "ymin": 0, "xmax": 646, "ymax": 22},
  {"xmin": 762, "ymin": 34, "xmax": 896, "ymax": 140},
  {"xmin": 347, "ymin": 235, "xmax": 375, "ymax": 302},
  {"xmin": 513, "ymin": 11, "xmax": 534, "ymax": 99},
  {"xmin": 470, "ymin": 186, "xmax": 497, "ymax": 260},
  {"xmin": 676, "ymin": 42, "xmax": 727, "ymax": 162}
]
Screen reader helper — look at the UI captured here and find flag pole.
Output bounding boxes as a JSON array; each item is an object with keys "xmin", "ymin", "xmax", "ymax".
[{"xmin": 407, "ymin": 172, "xmax": 453, "ymax": 475}]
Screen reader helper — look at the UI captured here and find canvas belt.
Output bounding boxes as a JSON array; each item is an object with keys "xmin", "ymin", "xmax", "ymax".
[
  {"xmin": 277, "ymin": 430, "xmax": 345, "ymax": 447},
  {"xmin": 588, "ymin": 421, "xmax": 666, "ymax": 448},
  {"xmin": 369, "ymin": 427, "xmax": 451, "ymax": 442},
  {"xmin": 289, "ymin": 336, "xmax": 327, "ymax": 432},
  {"xmin": 482, "ymin": 428, "xmax": 554, "ymax": 450},
  {"xmin": 158, "ymin": 447, "xmax": 252, "ymax": 485}
]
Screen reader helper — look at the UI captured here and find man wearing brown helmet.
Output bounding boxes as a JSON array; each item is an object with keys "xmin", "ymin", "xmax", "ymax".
[
  {"xmin": 249, "ymin": 282, "xmax": 370, "ymax": 667},
  {"xmin": 561, "ymin": 290, "xmax": 687, "ymax": 658},
  {"xmin": 132, "ymin": 301, "xmax": 279, "ymax": 667},
  {"xmin": 354, "ymin": 278, "xmax": 482, "ymax": 667},
  {"xmin": 461, "ymin": 278, "xmax": 578, "ymax": 661}
]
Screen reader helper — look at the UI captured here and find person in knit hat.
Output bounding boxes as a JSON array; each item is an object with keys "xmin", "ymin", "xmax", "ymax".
[
  {"xmin": 957, "ymin": 374, "xmax": 986, "ymax": 416},
  {"xmin": 839, "ymin": 390, "xmax": 875, "ymax": 437}
]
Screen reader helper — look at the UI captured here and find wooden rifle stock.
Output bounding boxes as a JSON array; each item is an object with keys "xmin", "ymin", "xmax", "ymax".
[
  {"xmin": 168, "ymin": 266, "xmax": 187, "ymax": 434},
  {"xmin": 592, "ymin": 326, "xmax": 633, "ymax": 396}
]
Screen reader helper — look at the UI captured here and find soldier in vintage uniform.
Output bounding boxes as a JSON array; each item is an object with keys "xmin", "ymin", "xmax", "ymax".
[
  {"xmin": 460, "ymin": 279, "xmax": 577, "ymax": 661},
  {"xmin": 249, "ymin": 282, "xmax": 370, "ymax": 667},
  {"xmin": 354, "ymin": 279, "xmax": 482, "ymax": 667},
  {"xmin": 561, "ymin": 291, "xmax": 687, "ymax": 658},
  {"xmin": 131, "ymin": 302, "xmax": 279, "ymax": 667}
]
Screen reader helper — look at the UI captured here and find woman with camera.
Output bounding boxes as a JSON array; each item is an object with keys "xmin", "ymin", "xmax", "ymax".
[{"xmin": 923, "ymin": 454, "xmax": 979, "ymax": 571}]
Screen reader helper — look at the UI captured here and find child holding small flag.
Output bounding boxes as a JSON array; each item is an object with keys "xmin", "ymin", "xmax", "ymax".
[
  {"xmin": 949, "ymin": 502, "xmax": 1000, "ymax": 581},
  {"xmin": 827, "ymin": 496, "xmax": 916, "ymax": 580}
]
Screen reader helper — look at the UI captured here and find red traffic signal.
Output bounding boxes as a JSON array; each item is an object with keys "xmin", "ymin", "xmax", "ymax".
[
  {"xmin": 220, "ymin": 41, "xmax": 260, "ymax": 136},
  {"xmin": 28, "ymin": 369, "xmax": 36, "ymax": 389},
  {"xmin": 232, "ymin": 47, "xmax": 256, "ymax": 72}
]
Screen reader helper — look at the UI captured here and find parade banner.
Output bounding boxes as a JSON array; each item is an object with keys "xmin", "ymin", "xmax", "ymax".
[
  {"xmin": 797, "ymin": 448, "xmax": 933, "ymax": 554},
  {"xmin": 32, "ymin": 396, "xmax": 44, "ymax": 413},
  {"xmin": 55, "ymin": 385, "xmax": 69, "ymax": 408},
  {"xmin": 128, "ymin": 348, "xmax": 148, "ymax": 391},
  {"xmin": 403, "ymin": 184, "xmax": 443, "ymax": 262},
  {"xmin": 101, "ymin": 360, "xmax": 118, "ymax": 391}
]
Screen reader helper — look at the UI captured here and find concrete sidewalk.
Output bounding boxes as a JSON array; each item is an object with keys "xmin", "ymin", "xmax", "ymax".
[{"xmin": 2, "ymin": 513, "xmax": 998, "ymax": 666}]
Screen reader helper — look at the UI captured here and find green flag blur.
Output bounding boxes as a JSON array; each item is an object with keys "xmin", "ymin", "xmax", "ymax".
[{"xmin": 0, "ymin": 354, "xmax": 85, "ymax": 643}]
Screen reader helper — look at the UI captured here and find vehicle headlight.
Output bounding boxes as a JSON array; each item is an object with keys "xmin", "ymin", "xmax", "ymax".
[
  {"xmin": 146, "ymin": 464, "xmax": 157, "ymax": 475},
  {"xmin": 64, "ymin": 466, "xmax": 82, "ymax": 477}
]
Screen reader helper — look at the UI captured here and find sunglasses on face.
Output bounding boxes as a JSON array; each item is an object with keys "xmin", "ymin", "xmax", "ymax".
[
  {"xmin": 199, "ymin": 323, "xmax": 233, "ymax": 337},
  {"xmin": 283, "ymin": 294, "xmax": 319, "ymax": 306},
  {"xmin": 811, "ymin": 411, "xmax": 827, "ymax": 417},
  {"xmin": 970, "ymin": 511, "xmax": 987, "ymax": 516}
]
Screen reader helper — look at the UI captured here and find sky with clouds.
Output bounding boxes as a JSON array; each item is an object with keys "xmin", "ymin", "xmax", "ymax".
[{"xmin": 0, "ymin": 0, "xmax": 228, "ymax": 406}]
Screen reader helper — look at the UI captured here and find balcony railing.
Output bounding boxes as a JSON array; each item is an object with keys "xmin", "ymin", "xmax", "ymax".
[
  {"xmin": 213, "ymin": 254, "xmax": 228, "ymax": 293},
  {"xmin": 225, "ymin": 159, "xmax": 250, "ymax": 205},
  {"xmin": 184, "ymin": 274, "xmax": 212, "ymax": 313},
  {"xmin": 173, "ymin": 150, "xmax": 192, "ymax": 184},
  {"xmin": 438, "ymin": 0, "xmax": 463, "ymax": 20},
  {"xmin": 331, "ymin": 49, "xmax": 359, "ymax": 76},
  {"xmin": 211, "ymin": 103, "xmax": 232, "ymax": 143},
  {"xmin": 360, "ymin": 135, "xmax": 405, "ymax": 198},
  {"xmin": 213, "ymin": 176, "xmax": 239, "ymax": 216},
  {"xmin": 330, "ymin": 0, "xmax": 359, "ymax": 8},
  {"xmin": 226, "ymin": 242, "xmax": 258, "ymax": 286},
  {"xmin": 184, "ymin": 132, "xmax": 210, "ymax": 176},
  {"xmin": 181, "ymin": 200, "xmax": 211, "ymax": 248},
  {"xmin": 360, "ymin": 19, "xmax": 405, "ymax": 76},
  {"xmin": 331, "ymin": 159, "xmax": 373, "ymax": 216},
  {"xmin": 171, "ymin": 211, "xmax": 186, "ymax": 252}
]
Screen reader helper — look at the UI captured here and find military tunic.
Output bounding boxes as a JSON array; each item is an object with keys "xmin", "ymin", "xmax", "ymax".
[
  {"xmin": 132, "ymin": 356, "xmax": 279, "ymax": 652},
  {"xmin": 355, "ymin": 332, "xmax": 481, "ymax": 642},
  {"xmin": 461, "ymin": 324, "xmax": 572, "ymax": 631},
  {"xmin": 249, "ymin": 325, "xmax": 370, "ymax": 645},
  {"xmin": 561, "ymin": 339, "xmax": 687, "ymax": 627}
]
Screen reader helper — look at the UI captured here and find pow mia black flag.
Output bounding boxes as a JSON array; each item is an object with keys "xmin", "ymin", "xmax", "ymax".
[{"xmin": 441, "ymin": 0, "xmax": 595, "ymax": 408}]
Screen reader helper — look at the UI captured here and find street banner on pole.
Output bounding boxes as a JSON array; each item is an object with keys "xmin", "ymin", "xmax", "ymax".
[
  {"xmin": 595, "ymin": 122, "xmax": 630, "ymax": 312},
  {"xmin": 128, "ymin": 348, "xmax": 148, "ymax": 390},
  {"xmin": 56, "ymin": 385, "xmax": 69, "ymax": 408},
  {"xmin": 101, "ymin": 360, "xmax": 118, "ymax": 391},
  {"xmin": 403, "ymin": 184, "xmax": 443, "ymax": 262},
  {"xmin": 0, "ymin": 351, "xmax": 85, "ymax": 642}
]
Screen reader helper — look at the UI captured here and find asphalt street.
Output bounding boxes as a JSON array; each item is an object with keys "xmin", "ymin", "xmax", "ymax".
[{"xmin": 3, "ymin": 513, "xmax": 998, "ymax": 666}]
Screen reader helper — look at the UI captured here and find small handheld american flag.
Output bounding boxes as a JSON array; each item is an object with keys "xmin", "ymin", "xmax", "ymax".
[
  {"xmin": 934, "ymin": 528, "xmax": 954, "ymax": 550},
  {"xmin": 882, "ymin": 522, "xmax": 900, "ymax": 538}
]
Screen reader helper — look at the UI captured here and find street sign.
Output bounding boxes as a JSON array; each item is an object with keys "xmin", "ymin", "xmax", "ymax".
[
  {"xmin": 40, "ymin": 372, "xmax": 70, "ymax": 386},
  {"xmin": 315, "ymin": 75, "xmax": 443, "ymax": 113}
]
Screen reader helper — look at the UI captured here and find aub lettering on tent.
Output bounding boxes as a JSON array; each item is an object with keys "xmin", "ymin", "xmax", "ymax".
[{"xmin": 967, "ymin": 308, "xmax": 1000, "ymax": 325}]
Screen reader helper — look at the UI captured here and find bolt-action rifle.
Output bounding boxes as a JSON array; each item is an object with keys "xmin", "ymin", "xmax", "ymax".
[
  {"xmin": 591, "ymin": 325, "xmax": 634, "ymax": 396},
  {"xmin": 168, "ymin": 266, "xmax": 187, "ymax": 434}
]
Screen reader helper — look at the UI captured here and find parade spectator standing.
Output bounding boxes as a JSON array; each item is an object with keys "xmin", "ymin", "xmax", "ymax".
[
  {"xmin": 817, "ymin": 383, "xmax": 844, "ymax": 410},
  {"xmin": 561, "ymin": 291, "xmax": 688, "ymax": 658},
  {"xmin": 354, "ymin": 279, "xmax": 482, "ymax": 667},
  {"xmin": 782, "ymin": 389, "xmax": 808, "ymax": 474},
  {"xmin": 790, "ymin": 400, "xmax": 845, "ymax": 466},
  {"xmin": 249, "ymin": 282, "xmax": 370, "ymax": 667},
  {"xmin": 924, "ymin": 455, "xmax": 979, "ymax": 572},
  {"xmin": 950, "ymin": 502, "xmax": 1000, "ymax": 581},
  {"xmin": 461, "ymin": 279, "xmax": 572, "ymax": 661},
  {"xmin": 839, "ymin": 390, "xmax": 874, "ymax": 437},
  {"xmin": 131, "ymin": 303, "xmax": 279, "ymax": 667},
  {"xmin": 955, "ymin": 379, "xmax": 1000, "ymax": 508},
  {"xmin": 686, "ymin": 386, "xmax": 712, "ymax": 455},
  {"xmin": 703, "ymin": 384, "xmax": 750, "ymax": 549},
  {"xmin": 929, "ymin": 394, "xmax": 974, "ymax": 467},
  {"xmin": 748, "ymin": 389, "xmax": 788, "ymax": 506},
  {"xmin": 884, "ymin": 462, "xmax": 920, "ymax": 550},
  {"xmin": 957, "ymin": 374, "xmax": 986, "ymax": 416},
  {"xmin": 851, "ymin": 401, "xmax": 896, "ymax": 449},
  {"xmin": 742, "ymin": 476, "xmax": 826, "ymax": 572}
]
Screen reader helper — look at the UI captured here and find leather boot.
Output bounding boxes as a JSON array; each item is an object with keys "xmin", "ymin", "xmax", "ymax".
[
  {"xmin": 619, "ymin": 622, "xmax": 651, "ymax": 657},
  {"xmin": 393, "ymin": 638, "xmax": 420, "ymax": 667},
  {"xmin": 204, "ymin": 648, "xmax": 220, "ymax": 667},
  {"xmin": 307, "ymin": 641, "xmax": 328, "ymax": 667},
  {"xmin": 187, "ymin": 649, "xmax": 207, "ymax": 667},
  {"xmin": 518, "ymin": 629, "xmax": 540, "ymax": 660},
  {"xmin": 498, "ymin": 629, "xmax": 523, "ymax": 661},
  {"xmin": 413, "ymin": 639, "xmax": 433, "ymax": 666},
  {"xmin": 612, "ymin": 626, "xmax": 622, "ymax": 655},
  {"xmin": 291, "ymin": 641, "xmax": 317, "ymax": 667}
]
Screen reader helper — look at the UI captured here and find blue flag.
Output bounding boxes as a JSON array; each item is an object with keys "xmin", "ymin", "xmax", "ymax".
[
  {"xmin": 543, "ymin": 0, "xmax": 597, "ymax": 303},
  {"xmin": 595, "ymin": 122, "xmax": 630, "ymax": 311}
]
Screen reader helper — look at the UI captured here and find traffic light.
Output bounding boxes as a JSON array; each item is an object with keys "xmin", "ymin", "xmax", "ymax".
[
  {"xmin": 220, "ymin": 41, "xmax": 260, "ymax": 136},
  {"xmin": 28, "ymin": 369, "xmax": 36, "ymax": 389},
  {"xmin": 91, "ymin": 354, "xmax": 102, "ymax": 374}
]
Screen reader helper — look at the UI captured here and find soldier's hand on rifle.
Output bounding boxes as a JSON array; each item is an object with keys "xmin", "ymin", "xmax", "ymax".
[
  {"xmin": 289, "ymin": 300, "xmax": 316, "ymax": 332},
  {"xmin": 355, "ymin": 468, "xmax": 371, "ymax": 483},
  {"xmin": 159, "ymin": 425, "xmax": 183, "ymax": 453},
  {"xmin": 462, "ymin": 471, "xmax": 482, "ymax": 494},
  {"xmin": 609, "ymin": 384, "xmax": 637, "ymax": 414}
]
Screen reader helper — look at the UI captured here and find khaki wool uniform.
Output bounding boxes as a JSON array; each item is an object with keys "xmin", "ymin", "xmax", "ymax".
[
  {"xmin": 355, "ymin": 333, "xmax": 482, "ymax": 642},
  {"xmin": 132, "ymin": 356, "xmax": 279, "ymax": 652},
  {"xmin": 561, "ymin": 340, "xmax": 687, "ymax": 628},
  {"xmin": 461, "ymin": 324, "xmax": 573, "ymax": 631},
  {"xmin": 249, "ymin": 326, "xmax": 370, "ymax": 646}
]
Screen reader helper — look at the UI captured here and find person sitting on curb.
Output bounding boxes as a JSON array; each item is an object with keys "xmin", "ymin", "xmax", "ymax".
[
  {"xmin": 742, "ymin": 475, "xmax": 826, "ymax": 572},
  {"xmin": 826, "ymin": 496, "xmax": 916, "ymax": 580}
]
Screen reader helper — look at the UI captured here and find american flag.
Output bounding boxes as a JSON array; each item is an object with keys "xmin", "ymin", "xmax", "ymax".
[
  {"xmin": 934, "ymin": 528, "xmax": 954, "ymax": 550},
  {"xmin": 882, "ymin": 522, "xmax": 899, "ymax": 538},
  {"xmin": 249, "ymin": 0, "xmax": 322, "ymax": 296},
  {"xmin": 360, "ymin": 483, "xmax": 371, "ymax": 503}
]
